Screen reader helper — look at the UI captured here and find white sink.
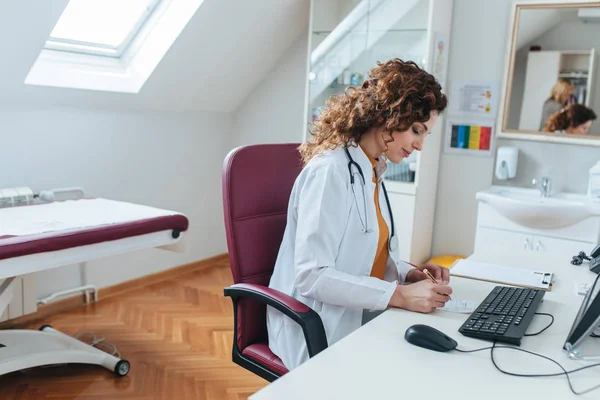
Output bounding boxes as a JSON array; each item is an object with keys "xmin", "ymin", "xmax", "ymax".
[{"xmin": 476, "ymin": 186, "xmax": 600, "ymax": 229}]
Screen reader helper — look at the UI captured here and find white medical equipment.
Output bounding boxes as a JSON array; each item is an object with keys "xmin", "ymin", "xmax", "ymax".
[
  {"xmin": 0, "ymin": 197, "xmax": 189, "ymax": 377},
  {"xmin": 0, "ymin": 186, "xmax": 85, "ymax": 207}
]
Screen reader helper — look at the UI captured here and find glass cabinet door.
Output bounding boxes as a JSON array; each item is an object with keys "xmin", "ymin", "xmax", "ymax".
[{"xmin": 308, "ymin": 0, "xmax": 430, "ymax": 184}]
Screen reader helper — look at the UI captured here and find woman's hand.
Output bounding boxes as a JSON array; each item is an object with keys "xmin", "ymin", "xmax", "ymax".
[
  {"xmin": 388, "ymin": 280, "xmax": 452, "ymax": 313},
  {"xmin": 405, "ymin": 262, "xmax": 450, "ymax": 284}
]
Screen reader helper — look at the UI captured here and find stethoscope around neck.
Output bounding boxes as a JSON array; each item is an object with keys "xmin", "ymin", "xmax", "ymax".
[{"xmin": 344, "ymin": 147, "xmax": 397, "ymax": 252}]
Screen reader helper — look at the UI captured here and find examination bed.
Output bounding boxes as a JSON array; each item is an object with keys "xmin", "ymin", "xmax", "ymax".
[{"xmin": 0, "ymin": 198, "xmax": 189, "ymax": 377}]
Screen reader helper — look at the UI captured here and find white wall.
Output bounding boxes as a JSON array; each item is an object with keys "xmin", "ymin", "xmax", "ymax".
[
  {"xmin": 431, "ymin": 0, "xmax": 512, "ymax": 258},
  {"xmin": 0, "ymin": 0, "xmax": 309, "ymax": 114},
  {"xmin": 231, "ymin": 31, "xmax": 310, "ymax": 147},
  {"xmin": 492, "ymin": 138, "xmax": 600, "ymax": 193},
  {"xmin": 0, "ymin": 0, "xmax": 307, "ymax": 306},
  {"xmin": 0, "ymin": 107, "xmax": 231, "ymax": 298}
]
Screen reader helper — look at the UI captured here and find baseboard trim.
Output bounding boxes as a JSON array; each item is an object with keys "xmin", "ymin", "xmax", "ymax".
[{"xmin": 0, "ymin": 253, "xmax": 229, "ymax": 329}]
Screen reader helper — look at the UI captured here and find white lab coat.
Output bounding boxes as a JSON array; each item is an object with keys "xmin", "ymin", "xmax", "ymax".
[{"xmin": 267, "ymin": 144, "xmax": 415, "ymax": 370}]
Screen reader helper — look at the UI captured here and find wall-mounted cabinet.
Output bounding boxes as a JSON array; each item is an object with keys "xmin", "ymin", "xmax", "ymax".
[{"xmin": 305, "ymin": 0, "xmax": 454, "ymax": 263}]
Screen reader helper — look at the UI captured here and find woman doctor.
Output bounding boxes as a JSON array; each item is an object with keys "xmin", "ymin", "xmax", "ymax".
[{"xmin": 267, "ymin": 59, "xmax": 452, "ymax": 371}]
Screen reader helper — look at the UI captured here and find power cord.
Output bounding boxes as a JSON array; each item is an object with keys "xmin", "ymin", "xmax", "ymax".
[
  {"xmin": 455, "ymin": 313, "xmax": 600, "ymax": 395},
  {"xmin": 571, "ymin": 251, "xmax": 592, "ymax": 266},
  {"xmin": 75, "ymin": 331, "xmax": 121, "ymax": 358},
  {"xmin": 524, "ymin": 313, "xmax": 554, "ymax": 336},
  {"xmin": 457, "ymin": 342, "xmax": 600, "ymax": 395}
]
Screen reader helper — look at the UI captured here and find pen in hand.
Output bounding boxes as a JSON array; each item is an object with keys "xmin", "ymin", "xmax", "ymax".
[{"xmin": 423, "ymin": 268, "xmax": 452, "ymax": 300}]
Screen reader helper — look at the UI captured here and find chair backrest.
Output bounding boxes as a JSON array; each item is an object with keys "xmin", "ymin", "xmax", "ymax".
[{"xmin": 222, "ymin": 143, "xmax": 303, "ymax": 348}]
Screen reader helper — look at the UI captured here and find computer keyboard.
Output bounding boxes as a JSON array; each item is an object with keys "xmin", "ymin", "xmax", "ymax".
[{"xmin": 458, "ymin": 286, "xmax": 546, "ymax": 345}]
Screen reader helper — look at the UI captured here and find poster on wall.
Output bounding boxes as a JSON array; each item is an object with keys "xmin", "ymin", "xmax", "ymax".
[
  {"xmin": 449, "ymin": 80, "xmax": 500, "ymax": 119},
  {"xmin": 432, "ymin": 32, "xmax": 448, "ymax": 89},
  {"xmin": 444, "ymin": 119, "xmax": 494, "ymax": 156}
]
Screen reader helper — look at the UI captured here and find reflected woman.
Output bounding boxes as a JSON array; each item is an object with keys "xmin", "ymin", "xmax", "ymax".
[
  {"xmin": 543, "ymin": 104, "xmax": 597, "ymax": 135},
  {"xmin": 539, "ymin": 79, "xmax": 574, "ymax": 130}
]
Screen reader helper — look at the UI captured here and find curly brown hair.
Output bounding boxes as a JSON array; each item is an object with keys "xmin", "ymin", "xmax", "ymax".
[
  {"xmin": 543, "ymin": 103, "xmax": 597, "ymax": 132},
  {"xmin": 300, "ymin": 59, "xmax": 448, "ymax": 164}
]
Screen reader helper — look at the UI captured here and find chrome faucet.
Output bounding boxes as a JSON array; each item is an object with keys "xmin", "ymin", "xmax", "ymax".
[{"xmin": 532, "ymin": 176, "xmax": 552, "ymax": 198}]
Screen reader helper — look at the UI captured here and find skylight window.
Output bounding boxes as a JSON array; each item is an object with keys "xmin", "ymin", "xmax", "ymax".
[
  {"xmin": 26, "ymin": 0, "xmax": 205, "ymax": 93},
  {"xmin": 45, "ymin": 0, "xmax": 161, "ymax": 58}
]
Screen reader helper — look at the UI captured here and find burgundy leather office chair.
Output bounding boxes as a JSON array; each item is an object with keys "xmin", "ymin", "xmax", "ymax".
[{"xmin": 222, "ymin": 143, "xmax": 327, "ymax": 382}]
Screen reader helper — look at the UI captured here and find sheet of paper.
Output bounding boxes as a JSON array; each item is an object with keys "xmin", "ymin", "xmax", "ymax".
[
  {"xmin": 449, "ymin": 259, "xmax": 553, "ymax": 290},
  {"xmin": 440, "ymin": 299, "xmax": 476, "ymax": 314},
  {"xmin": 449, "ymin": 80, "xmax": 500, "ymax": 118}
]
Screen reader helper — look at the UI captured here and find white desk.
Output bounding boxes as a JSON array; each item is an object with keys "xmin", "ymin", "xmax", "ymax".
[{"xmin": 251, "ymin": 253, "xmax": 600, "ymax": 400}]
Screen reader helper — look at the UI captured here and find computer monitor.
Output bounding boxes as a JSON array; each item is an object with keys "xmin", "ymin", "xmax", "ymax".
[{"xmin": 564, "ymin": 273, "xmax": 600, "ymax": 358}]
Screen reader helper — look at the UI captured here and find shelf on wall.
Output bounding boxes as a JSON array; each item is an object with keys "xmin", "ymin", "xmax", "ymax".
[
  {"xmin": 312, "ymin": 28, "xmax": 427, "ymax": 35},
  {"xmin": 559, "ymin": 72, "xmax": 588, "ymax": 79}
]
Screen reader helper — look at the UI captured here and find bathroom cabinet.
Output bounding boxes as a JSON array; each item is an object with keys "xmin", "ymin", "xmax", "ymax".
[{"xmin": 473, "ymin": 202, "xmax": 600, "ymax": 273}]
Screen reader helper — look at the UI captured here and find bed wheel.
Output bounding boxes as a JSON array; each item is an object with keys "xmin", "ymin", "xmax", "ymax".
[
  {"xmin": 114, "ymin": 360, "xmax": 131, "ymax": 377},
  {"xmin": 39, "ymin": 324, "xmax": 53, "ymax": 331}
]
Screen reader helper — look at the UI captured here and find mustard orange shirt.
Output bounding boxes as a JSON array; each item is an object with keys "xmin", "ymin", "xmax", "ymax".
[{"xmin": 365, "ymin": 153, "xmax": 389, "ymax": 280}]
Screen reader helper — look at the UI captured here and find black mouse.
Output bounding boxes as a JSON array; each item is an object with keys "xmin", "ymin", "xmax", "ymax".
[{"xmin": 404, "ymin": 324, "xmax": 457, "ymax": 352}]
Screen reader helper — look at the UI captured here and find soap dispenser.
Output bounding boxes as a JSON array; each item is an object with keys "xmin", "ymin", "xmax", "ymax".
[
  {"xmin": 495, "ymin": 146, "xmax": 519, "ymax": 180},
  {"xmin": 589, "ymin": 161, "xmax": 600, "ymax": 200}
]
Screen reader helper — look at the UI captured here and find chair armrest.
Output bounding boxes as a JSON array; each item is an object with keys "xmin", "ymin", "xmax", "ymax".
[{"xmin": 224, "ymin": 283, "xmax": 328, "ymax": 358}]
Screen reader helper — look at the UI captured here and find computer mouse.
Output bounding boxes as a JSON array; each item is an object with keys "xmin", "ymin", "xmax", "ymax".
[{"xmin": 404, "ymin": 324, "xmax": 458, "ymax": 352}]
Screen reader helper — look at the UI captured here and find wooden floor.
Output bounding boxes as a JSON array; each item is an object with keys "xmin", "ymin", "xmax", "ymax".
[{"xmin": 0, "ymin": 259, "xmax": 268, "ymax": 400}]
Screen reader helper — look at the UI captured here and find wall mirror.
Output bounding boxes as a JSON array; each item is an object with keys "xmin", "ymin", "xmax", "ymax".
[{"xmin": 498, "ymin": 0, "xmax": 600, "ymax": 146}]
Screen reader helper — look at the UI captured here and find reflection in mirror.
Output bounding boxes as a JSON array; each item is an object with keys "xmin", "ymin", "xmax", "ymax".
[
  {"xmin": 504, "ymin": 5, "xmax": 600, "ymax": 138},
  {"xmin": 307, "ymin": 0, "xmax": 429, "ymax": 182}
]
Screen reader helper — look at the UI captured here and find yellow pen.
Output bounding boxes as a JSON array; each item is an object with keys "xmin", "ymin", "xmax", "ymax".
[{"xmin": 423, "ymin": 268, "xmax": 451, "ymax": 300}]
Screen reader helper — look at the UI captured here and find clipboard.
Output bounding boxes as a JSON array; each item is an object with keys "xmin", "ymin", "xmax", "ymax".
[{"xmin": 449, "ymin": 259, "xmax": 554, "ymax": 291}]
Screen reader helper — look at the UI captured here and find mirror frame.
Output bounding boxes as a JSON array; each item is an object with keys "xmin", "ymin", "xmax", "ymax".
[{"xmin": 497, "ymin": 0, "xmax": 600, "ymax": 146}]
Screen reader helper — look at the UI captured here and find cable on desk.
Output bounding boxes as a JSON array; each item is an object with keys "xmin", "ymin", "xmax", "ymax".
[
  {"xmin": 524, "ymin": 313, "xmax": 554, "ymax": 336},
  {"xmin": 452, "ymin": 274, "xmax": 600, "ymax": 395},
  {"xmin": 455, "ymin": 338, "xmax": 600, "ymax": 395},
  {"xmin": 571, "ymin": 251, "xmax": 592, "ymax": 266}
]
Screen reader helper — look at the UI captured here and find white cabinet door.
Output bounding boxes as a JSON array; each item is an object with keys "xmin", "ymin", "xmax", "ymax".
[
  {"xmin": 473, "ymin": 227, "xmax": 533, "ymax": 258},
  {"xmin": 474, "ymin": 226, "xmax": 595, "ymax": 271},
  {"xmin": 533, "ymin": 235, "xmax": 593, "ymax": 260},
  {"xmin": 519, "ymin": 51, "xmax": 561, "ymax": 131}
]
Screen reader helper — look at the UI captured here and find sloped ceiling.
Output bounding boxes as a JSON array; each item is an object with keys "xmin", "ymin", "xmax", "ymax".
[
  {"xmin": 0, "ymin": 0, "xmax": 310, "ymax": 112},
  {"xmin": 515, "ymin": 9, "xmax": 571, "ymax": 51}
]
